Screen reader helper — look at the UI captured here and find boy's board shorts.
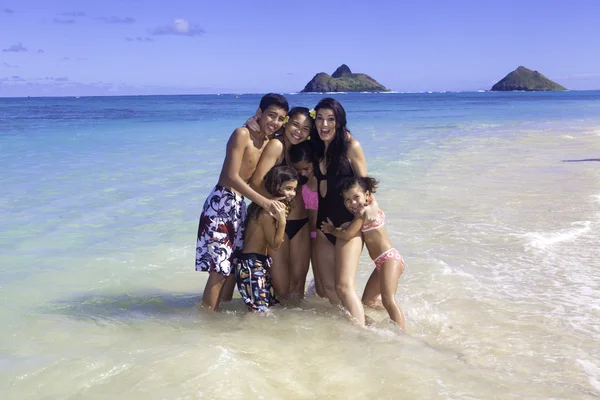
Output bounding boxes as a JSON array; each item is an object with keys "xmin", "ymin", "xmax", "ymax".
[
  {"xmin": 195, "ymin": 185, "xmax": 246, "ymax": 277},
  {"xmin": 235, "ymin": 253, "xmax": 279, "ymax": 312}
]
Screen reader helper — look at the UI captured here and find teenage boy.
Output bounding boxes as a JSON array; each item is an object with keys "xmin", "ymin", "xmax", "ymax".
[{"xmin": 196, "ymin": 93, "xmax": 289, "ymax": 311}]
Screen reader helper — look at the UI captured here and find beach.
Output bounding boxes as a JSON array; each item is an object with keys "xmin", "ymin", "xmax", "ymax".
[{"xmin": 1, "ymin": 92, "xmax": 600, "ymax": 399}]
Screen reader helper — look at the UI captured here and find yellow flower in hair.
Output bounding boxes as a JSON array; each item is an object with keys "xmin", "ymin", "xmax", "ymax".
[
  {"xmin": 283, "ymin": 116, "xmax": 289, "ymax": 123},
  {"xmin": 309, "ymin": 109, "xmax": 316, "ymax": 119}
]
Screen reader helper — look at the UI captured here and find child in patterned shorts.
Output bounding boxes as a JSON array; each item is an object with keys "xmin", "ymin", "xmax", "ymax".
[{"xmin": 235, "ymin": 166, "xmax": 299, "ymax": 311}]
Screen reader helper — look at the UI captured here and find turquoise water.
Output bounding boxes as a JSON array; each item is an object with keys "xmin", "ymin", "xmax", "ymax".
[{"xmin": 1, "ymin": 92, "xmax": 600, "ymax": 399}]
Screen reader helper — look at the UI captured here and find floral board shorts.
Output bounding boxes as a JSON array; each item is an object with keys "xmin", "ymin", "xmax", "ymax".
[
  {"xmin": 235, "ymin": 253, "xmax": 279, "ymax": 312},
  {"xmin": 195, "ymin": 185, "xmax": 246, "ymax": 277}
]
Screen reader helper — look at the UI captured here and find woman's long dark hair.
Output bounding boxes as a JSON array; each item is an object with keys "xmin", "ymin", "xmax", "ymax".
[
  {"xmin": 310, "ymin": 97, "xmax": 350, "ymax": 176},
  {"xmin": 245, "ymin": 166, "xmax": 299, "ymax": 227}
]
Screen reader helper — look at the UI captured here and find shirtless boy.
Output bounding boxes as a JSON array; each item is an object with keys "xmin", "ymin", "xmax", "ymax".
[{"xmin": 195, "ymin": 93, "xmax": 289, "ymax": 311}]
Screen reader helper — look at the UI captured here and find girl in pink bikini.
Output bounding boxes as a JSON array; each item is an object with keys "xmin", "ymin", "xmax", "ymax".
[{"xmin": 321, "ymin": 176, "xmax": 406, "ymax": 331}]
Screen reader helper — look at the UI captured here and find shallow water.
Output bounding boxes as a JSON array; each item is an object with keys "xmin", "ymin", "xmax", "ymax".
[{"xmin": 1, "ymin": 92, "xmax": 600, "ymax": 399}]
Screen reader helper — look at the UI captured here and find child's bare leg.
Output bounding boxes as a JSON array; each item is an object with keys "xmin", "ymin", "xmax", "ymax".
[
  {"xmin": 202, "ymin": 271, "xmax": 227, "ymax": 311},
  {"xmin": 289, "ymin": 224, "xmax": 310, "ymax": 298},
  {"xmin": 380, "ymin": 259, "xmax": 405, "ymax": 332},
  {"xmin": 269, "ymin": 238, "xmax": 290, "ymax": 299},
  {"xmin": 219, "ymin": 274, "xmax": 236, "ymax": 301},
  {"xmin": 362, "ymin": 268, "xmax": 383, "ymax": 309}
]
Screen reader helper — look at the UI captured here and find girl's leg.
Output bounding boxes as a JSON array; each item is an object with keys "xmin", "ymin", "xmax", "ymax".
[
  {"xmin": 269, "ymin": 237, "xmax": 290, "ymax": 299},
  {"xmin": 288, "ymin": 224, "xmax": 311, "ymax": 298},
  {"xmin": 335, "ymin": 235, "xmax": 365, "ymax": 326},
  {"xmin": 202, "ymin": 271, "xmax": 227, "ymax": 311},
  {"xmin": 311, "ymin": 241, "xmax": 325, "ymax": 297},
  {"xmin": 380, "ymin": 259, "xmax": 405, "ymax": 332},
  {"xmin": 362, "ymin": 268, "xmax": 384, "ymax": 309},
  {"xmin": 315, "ymin": 231, "xmax": 339, "ymax": 303}
]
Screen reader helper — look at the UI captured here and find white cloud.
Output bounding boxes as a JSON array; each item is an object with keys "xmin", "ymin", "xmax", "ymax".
[
  {"xmin": 126, "ymin": 36, "xmax": 154, "ymax": 42},
  {"xmin": 150, "ymin": 18, "xmax": 204, "ymax": 36},
  {"xmin": 44, "ymin": 76, "xmax": 70, "ymax": 82},
  {"xmin": 2, "ymin": 42, "xmax": 27, "ymax": 52},
  {"xmin": 53, "ymin": 18, "xmax": 76, "ymax": 24},
  {"xmin": 98, "ymin": 16, "xmax": 135, "ymax": 24},
  {"xmin": 2, "ymin": 62, "xmax": 18, "ymax": 68},
  {"xmin": 60, "ymin": 11, "xmax": 85, "ymax": 17}
]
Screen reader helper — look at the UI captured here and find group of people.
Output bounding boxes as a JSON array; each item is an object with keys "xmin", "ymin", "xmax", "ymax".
[{"xmin": 195, "ymin": 94, "xmax": 406, "ymax": 330}]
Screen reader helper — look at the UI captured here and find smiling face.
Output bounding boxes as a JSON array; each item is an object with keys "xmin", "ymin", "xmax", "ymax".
[
  {"xmin": 292, "ymin": 160, "xmax": 314, "ymax": 179},
  {"xmin": 315, "ymin": 108, "xmax": 336, "ymax": 143},
  {"xmin": 342, "ymin": 184, "xmax": 371, "ymax": 214},
  {"xmin": 279, "ymin": 179, "xmax": 298, "ymax": 203},
  {"xmin": 257, "ymin": 105, "xmax": 287, "ymax": 137},
  {"xmin": 284, "ymin": 113, "xmax": 312, "ymax": 145}
]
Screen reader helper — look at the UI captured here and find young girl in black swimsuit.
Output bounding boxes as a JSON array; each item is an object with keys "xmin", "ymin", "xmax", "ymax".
[{"xmin": 249, "ymin": 107, "xmax": 314, "ymax": 298}]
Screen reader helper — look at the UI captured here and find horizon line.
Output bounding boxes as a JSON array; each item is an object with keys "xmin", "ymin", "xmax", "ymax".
[{"xmin": 3, "ymin": 89, "xmax": 600, "ymax": 99}]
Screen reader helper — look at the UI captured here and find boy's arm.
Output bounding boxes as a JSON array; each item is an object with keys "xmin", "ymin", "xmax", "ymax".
[
  {"xmin": 219, "ymin": 127, "xmax": 270, "ymax": 209},
  {"xmin": 259, "ymin": 211, "xmax": 286, "ymax": 250},
  {"xmin": 249, "ymin": 139, "xmax": 284, "ymax": 199},
  {"xmin": 321, "ymin": 215, "xmax": 364, "ymax": 241}
]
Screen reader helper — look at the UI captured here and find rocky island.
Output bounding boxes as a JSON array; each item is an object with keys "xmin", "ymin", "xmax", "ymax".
[
  {"xmin": 301, "ymin": 64, "xmax": 389, "ymax": 93},
  {"xmin": 491, "ymin": 66, "xmax": 566, "ymax": 91}
]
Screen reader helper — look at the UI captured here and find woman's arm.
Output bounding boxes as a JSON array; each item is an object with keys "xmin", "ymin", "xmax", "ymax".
[
  {"xmin": 250, "ymin": 139, "xmax": 284, "ymax": 199},
  {"xmin": 347, "ymin": 137, "xmax": 379, "ymax": 221}
]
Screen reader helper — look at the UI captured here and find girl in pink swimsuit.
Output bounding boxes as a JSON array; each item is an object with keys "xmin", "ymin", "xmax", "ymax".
[
  {"xmin": 290, "ymin": 141, "xmax": 324, "ymax": 298},
  {"xmin": 320, "ymin": 176, "xmax": 406, "ymax": 331}
]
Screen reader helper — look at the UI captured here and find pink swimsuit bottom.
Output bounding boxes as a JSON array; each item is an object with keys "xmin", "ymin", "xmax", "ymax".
[{"xmin": 373, "ymin": 248, "xmax": 405, "ymax": 272}]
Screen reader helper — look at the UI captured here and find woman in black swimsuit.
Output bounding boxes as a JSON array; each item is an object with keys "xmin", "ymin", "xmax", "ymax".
[
  {"xmin": 312, "ymin": 98, "xmax": 374, "ymax": 326},
  {"xmin": 250, "ymin": 107, "xmax": 313, "ymax": 298}
]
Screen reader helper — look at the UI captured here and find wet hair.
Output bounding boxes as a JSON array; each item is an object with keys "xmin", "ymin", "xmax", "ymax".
[
  {"xmin": 287, "ymin": 106, "xmax": 311, "ymax": 121},
  {"xmin": 310, "ymin": 98, "xmax": 349, "ymax": 175},
  {"xmin": 289, "ymin": 141, "xmax": 315, "ymax": 165},
  {"xmin": 246, "ymin": 166, "xmax": 299, "ymax": 226},
  {"xmin": 259, "ymin": 93, "xmax": 289, "ymax": 113},
  {"xmin": 289, "ymin": 141, "xmax": 315, "ymax": 186},
  {"xmin": 338, "ymin": 176, "xmax": 379, "ymax": 195}
]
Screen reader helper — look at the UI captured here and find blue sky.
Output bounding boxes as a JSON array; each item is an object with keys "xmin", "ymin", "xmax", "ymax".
[{"xmin": 1, "ymin": 0, "xmax": 600, "ymax": 96}]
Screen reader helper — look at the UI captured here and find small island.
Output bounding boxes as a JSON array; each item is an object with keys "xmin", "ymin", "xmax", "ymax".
[
  {"xmin": 301, "ymin": 64, "xmax": 390, "ymax": 93},
  {"xmin": 491, "ymin": 66, "xmax": 566, "ymax": 91}
]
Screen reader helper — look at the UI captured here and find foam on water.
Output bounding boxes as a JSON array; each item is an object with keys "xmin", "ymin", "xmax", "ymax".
[{"xmin": 522, "ymin": 220, "xmax": 592, "ymax": 250}]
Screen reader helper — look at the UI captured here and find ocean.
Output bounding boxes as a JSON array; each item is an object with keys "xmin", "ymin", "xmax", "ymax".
[{"xmin": 1, "ymin": 91, "xmax": 599, "ymax": 399}]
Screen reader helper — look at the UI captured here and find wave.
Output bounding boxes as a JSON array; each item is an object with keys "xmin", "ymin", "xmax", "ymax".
[{"xmin": 522, "ymin": 221, "xmax": 592, "ymax": 251}]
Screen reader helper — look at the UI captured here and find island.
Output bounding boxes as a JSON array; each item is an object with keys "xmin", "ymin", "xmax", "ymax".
[
  {"xmin": 301, "ymin": 64, "xmax": 390, "ymax": 93},
  {"xmin": 491, "ymin": 66, "xmax": 566, "ymax": 91}
]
